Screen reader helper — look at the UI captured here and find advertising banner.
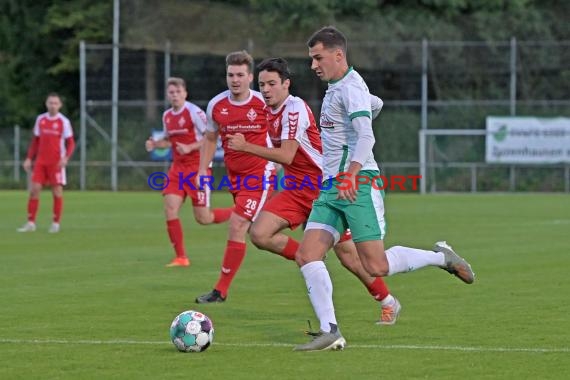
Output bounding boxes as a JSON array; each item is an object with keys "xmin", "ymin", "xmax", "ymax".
[{"xmin": 486, "ymin": 117, "xmax": 570, "ymax": 163}]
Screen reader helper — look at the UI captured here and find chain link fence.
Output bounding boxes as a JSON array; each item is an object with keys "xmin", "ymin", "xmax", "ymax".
[{"xmin": 2, "ymin": 39, "xmax": 568, "ymax": 192}]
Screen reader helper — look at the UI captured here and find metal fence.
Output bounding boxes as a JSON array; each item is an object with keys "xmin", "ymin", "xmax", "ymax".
[{"xmin": 2, "ymin": 38, "xmax": 569, "ymax": 192}]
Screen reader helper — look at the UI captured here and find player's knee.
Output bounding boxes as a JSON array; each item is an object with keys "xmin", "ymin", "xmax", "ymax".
[
  {"xmin": 164, "ymin": 204, "xmax": 178, "ymax": 219},
  {"xmin": 363, "ymin": 260, "xmax": 389, "ymax": 277},
  {"xmin": 194, "ymin": 212, "xmax": 212, "ymax": 225},
  {"xmin": 249, "ymin": 225, "xmax": 270, "ymax": 250}
]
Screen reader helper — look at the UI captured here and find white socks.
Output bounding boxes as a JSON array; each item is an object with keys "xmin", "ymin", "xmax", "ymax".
[
  {"xmin": 380, "ymin": 294, "xmax": 395, "ymax": 307},
  {"xmin": 385, "ymin": 245, "xmax": 445, "ymax": 276},
  {"xmin": 300, "ymin": 261, "xmax": 337, "ymax": 332}
]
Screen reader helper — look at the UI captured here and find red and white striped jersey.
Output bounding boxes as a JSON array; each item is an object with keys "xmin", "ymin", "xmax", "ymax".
[
  {"xmin": 163, "ymin": 101, "xmax": 207, "ymax": 169},
  {"xmin": 207, "ymin": 90, "xmax": 274, "ymax": 184},
  {"xmin": 266, "ymin": 95, "xmax": 323, "ymax": 184},
  {"xmin": 32, "ymin": 113, "xmax": 74, "ymax": 165}
]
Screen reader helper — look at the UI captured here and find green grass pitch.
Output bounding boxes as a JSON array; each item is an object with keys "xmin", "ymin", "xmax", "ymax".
[{"xmin": 1, "ymin": 191, "xmax": 569, "ymax": 379}]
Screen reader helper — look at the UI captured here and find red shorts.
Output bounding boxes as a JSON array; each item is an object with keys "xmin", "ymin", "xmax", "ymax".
[
  {"xmin": 32, "ymin": 163, "xmax": 66, "ymax": 186},
  {"xmin": 232, "ymin": 171, "xmax": 277, "ymax": 222},
  {"xmin": 262, "ymin": 186, "xmax": 319, "ymax": 229},
  {"xmin": 162, "ymin": 164, "xmax": 210, "ymax": 207}
]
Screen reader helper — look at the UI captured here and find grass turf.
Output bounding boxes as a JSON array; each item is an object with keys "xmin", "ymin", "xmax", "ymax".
[{"xmin": 0, "ymin": 191, "xmax": 569, "ymax": 379}]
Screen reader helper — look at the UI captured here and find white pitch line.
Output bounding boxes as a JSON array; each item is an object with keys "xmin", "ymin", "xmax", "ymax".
[{"xmin": 0, "ymin": 338, "xmax": 568, "ymax": 353}]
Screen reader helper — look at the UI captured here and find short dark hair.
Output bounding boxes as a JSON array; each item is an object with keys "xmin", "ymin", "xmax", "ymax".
[
  {"xmin": 256, "ymin": 58, "xmax": 291, "ymax": 82},
  {"xmin": 46, "ymin": 92, "xmax": 61, "ymax": 101},
  {"xmin": 226, "ymin": 50, "xmax": 254, "ymax": 73},
  {"xmin": 307, "ymin": 26, "xmax": 347, "ymax": 54}
]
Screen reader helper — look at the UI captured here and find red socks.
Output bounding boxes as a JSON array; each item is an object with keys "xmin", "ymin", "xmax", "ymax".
[
  {"xmin": 27, "ymin": 198, "xmax": 39, "ymax": 222},
  {"xmin": 367, "ymin": 277, "xmax": 390, "ymax": 301},
  {"xmin": 166, "ymin": 219, "xmax": 187, "ymax": 258},
  {"xmin": 53, "ymin": 196, "xmax": 63, "ymax": 223},
  {"xmin": 214, "ymin": 240, "xmax": 247, "ymax": 297},
  {"xmin": 212, "ymin": 207, "xmax": 233, "ymax": 223},
  {"xmin": 281, "ymin": 237, "xmax": 299, "ymax": 261}
]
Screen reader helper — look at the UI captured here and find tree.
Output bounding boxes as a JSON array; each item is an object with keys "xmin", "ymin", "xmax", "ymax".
[{"xmin": 0, "ymin": 0, "xmax": 112, "ymax": 127}]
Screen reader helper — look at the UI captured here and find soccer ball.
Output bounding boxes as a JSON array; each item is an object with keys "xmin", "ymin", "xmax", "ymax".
[{"xmin": 169, "ymin": 310, "xmax": 214, "ymax": 352}]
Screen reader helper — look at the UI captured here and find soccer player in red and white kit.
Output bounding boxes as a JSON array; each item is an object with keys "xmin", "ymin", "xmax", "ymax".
[
  {"xmin": 18, "ymin": 93, "xmax": 75, "ymax": 233},
  {"xmin": 145, "ymin": 77, "xmax": 233, "ymax": 267},
  {"xmin": 195, "ymin": 51, "xmax": 275, "ymax": 303},
  {"xmin": 227, "ymin": 58, "xmax": 401, "ymax": 324}
]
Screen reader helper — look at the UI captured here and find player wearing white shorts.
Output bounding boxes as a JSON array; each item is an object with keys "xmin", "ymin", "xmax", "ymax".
[{"xmin": 294, "ymin": 26, "xmax": 476, "ymax": 352}]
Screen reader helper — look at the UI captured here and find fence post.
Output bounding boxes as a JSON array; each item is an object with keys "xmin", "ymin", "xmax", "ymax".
[
  {"xmin": 509, "ymin": 165, "xmax": 516, "ymax": 191},
  {"xmin": 164, "ymin": 40, "xmax": 171, "ymax": 109},
  {"xmin": 421, "ymin": 39, "xmax": 428, "ymax": 130},
  {"xmin": 419, "ymin": 39, "xmax": 429, "ymax": 194},
  {"xmin": 419, "ymin": 130, "xmax": 426, "ymax": 194},
  {"xmin": 471, "ymin": 164, "xmax": 477, "ymax": 193},
  {"xmin": 510, "ymin": 37, "xmax": 517, "ymax": 116},
  {"xmin": 564, "ymin": 165, "xmax": 570, "ymax": 193},
  {"xmin": 111, "ymin": 0, "xmax": 120, "ymax": 191},
  {"xmin": 79, "ymin": 40, "xmax": 87, "ymax": 190},
  {"xmin": 14, "ymin": 125, "xmax": 20, "ymax": 182}
]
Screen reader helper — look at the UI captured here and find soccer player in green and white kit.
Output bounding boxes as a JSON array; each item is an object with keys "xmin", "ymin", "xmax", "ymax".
[{"xmin": 294, "ymin": 26, "xmax": 475, "ymax": 352}]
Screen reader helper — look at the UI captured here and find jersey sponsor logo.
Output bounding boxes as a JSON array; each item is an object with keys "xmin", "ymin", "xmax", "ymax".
[
  {"xmin": 246, "ymin": 108, "xmax": 258, "ymax": 122},
  {"xmin": 288, "ymin": 112, "xmax": 299, "ymax": 137},
  {"xmin": 320, "ymin": 113, "xmax": 335, "ymax": 128}
]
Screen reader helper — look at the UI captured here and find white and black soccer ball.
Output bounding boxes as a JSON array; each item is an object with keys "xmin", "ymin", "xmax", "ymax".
[{"xmin": 169, "ymin": 310, "xmax": 214, "ymax": 352}]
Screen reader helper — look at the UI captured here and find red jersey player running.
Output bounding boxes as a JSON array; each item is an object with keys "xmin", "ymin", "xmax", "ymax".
[
  {"xmin": 145, "ymin": 77, "xmax": 233, "ymax": 267},
  {"xmin": 227, "ymin": 57, "xmax": 401, "ymax": 324},
  {"xmin": 195, "ymin": 51, "xmax": 276, "ymax": 303},
  {"xmin": 18, "ymin": 93, "xmax": 75, "ymax": 233}
]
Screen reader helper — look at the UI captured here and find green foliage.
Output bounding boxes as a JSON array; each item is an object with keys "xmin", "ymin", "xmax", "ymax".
[
  {"xmin": 0, "ymin": 0, "xmax": 112, "ymax": 128},
  {"xmin": 42, "ymin": 1, "xmax": 112, "ymax": 75}
]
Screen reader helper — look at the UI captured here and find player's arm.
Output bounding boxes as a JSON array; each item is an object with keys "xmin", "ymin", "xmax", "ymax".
[
  {"xmin": 370, "ymin": 94, "xmax": 384, "ymax": 120},
  {"xmin": 59, "ymin": 118, "xmax": 76, "ymax": 167},
  {"xmin": 23, "ymin": 116, "xmax": 42, "ymax": 172},
  {"xmin": 60, "ymin": 136, "xmax": 76, "ymax": 168},
  {"xmin": 146, "ymin": 112, "xmax": 172, "ymax": 151},
  {"xmin": 227, "ymin": 134, "xmax": 299, "ymax": 165},
  {"xmin": 174, "ymin": 139, "xmax": 203, "ymax": 155},
  {"xmin": 198, "ymin": 131, "xmax": 218, "ymax": 171},
  {"xmin": 340, "ymin": 86, "xmax": 376, "ymax": 201},
  {"xmin": 145, "ymin": 136, "xmax": 171, "ymax": 151},
  {"xmin": 23, "ymin": 137, "xmax": 39, "ymax": 172}
]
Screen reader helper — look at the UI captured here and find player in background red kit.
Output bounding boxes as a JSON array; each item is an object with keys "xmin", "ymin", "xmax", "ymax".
[
  {"xmin": 18, "ymin": 93, "xmax": 75, "ymax": 234},
  {"xmin": 145, "ymin": 77, "xmax": 233, "ymax": 267},
  {"xmin": 195, "ymin": 51, "xmax": 276, "ymax": 303},
  {"xmin": 227, "ymin": 58, "xmax": 400, "ymax": 324}
]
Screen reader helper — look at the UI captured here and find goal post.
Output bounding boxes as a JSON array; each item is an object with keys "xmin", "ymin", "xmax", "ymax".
[{"xmin": 419, "ymin": 129, "xmax": 487, "ymax": 194}]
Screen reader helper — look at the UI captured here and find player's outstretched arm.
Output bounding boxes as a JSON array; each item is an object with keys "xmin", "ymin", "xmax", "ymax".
[{"xmin": 227, "ymin": 133, "xmax": 299, "ymax": 165}]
